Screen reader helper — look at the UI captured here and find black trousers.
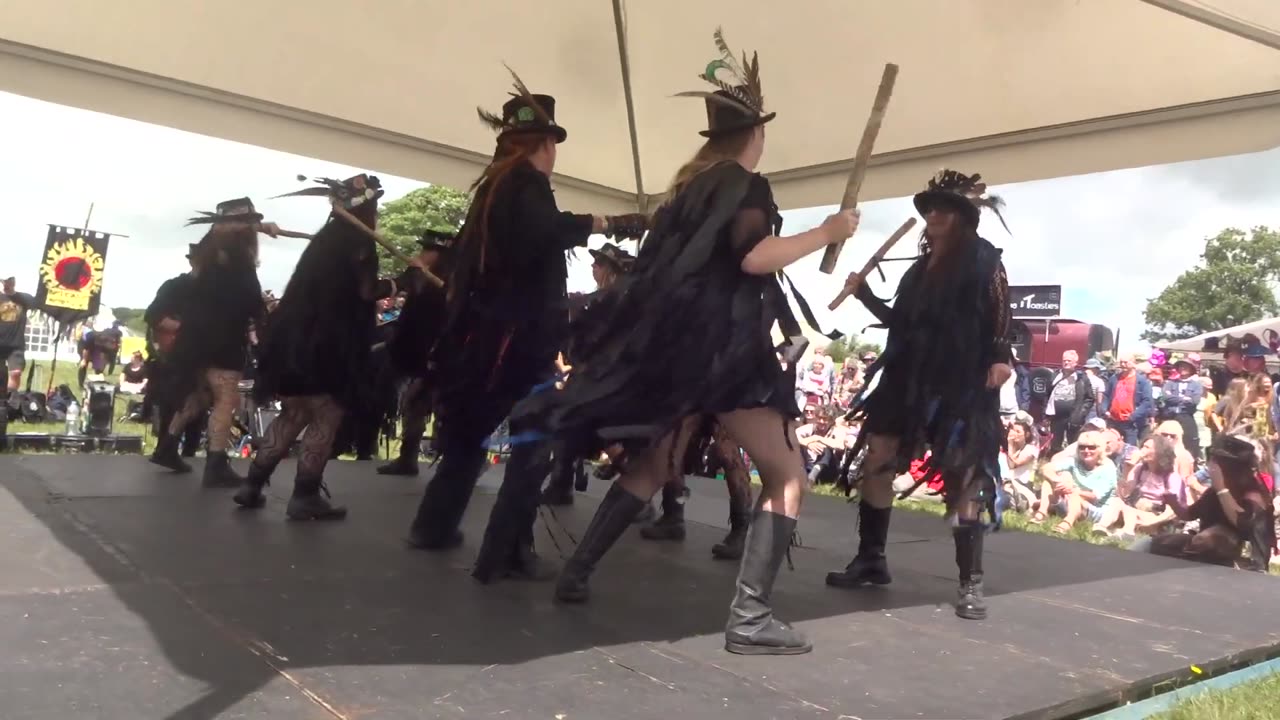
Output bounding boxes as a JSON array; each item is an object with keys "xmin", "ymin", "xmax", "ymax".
[{"xmin": 409, "ymin": 371, "xmax": 552, "ymax": 553}]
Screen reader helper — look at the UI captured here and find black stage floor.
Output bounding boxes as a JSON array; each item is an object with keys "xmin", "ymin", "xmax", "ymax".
[{"xmin": 1, "ymin": 454, "xmax": 1277, "ymax": 720}]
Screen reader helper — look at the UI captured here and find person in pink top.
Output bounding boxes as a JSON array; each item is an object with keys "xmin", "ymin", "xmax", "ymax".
[{"xmin": 1092, "ymin": 433, "xmax": 1184, "ymax": 540}]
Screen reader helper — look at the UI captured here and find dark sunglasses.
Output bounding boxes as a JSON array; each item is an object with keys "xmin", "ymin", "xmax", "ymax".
[{"xmin": 1077, "ymin": 444, "xmax": 1099, "ymax": 450}]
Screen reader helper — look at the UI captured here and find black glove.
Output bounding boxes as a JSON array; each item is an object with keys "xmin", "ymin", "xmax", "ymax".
[{"xmin": 605, "ymin": 213, "xmax": 649, "ymax": 240}]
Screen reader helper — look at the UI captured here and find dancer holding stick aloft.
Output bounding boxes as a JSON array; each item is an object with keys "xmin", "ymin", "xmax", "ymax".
[{"xmin": 826, "ymin": 170, "xmax": 1013, "ymax": 622}]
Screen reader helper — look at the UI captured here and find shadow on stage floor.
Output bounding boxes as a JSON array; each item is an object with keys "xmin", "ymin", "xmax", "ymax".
[{"xmin": 0, "ymin": 454, "xmax": 1276, "ymax": 720}]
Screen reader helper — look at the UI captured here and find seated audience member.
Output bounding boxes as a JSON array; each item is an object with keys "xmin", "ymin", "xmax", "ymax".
[
  {"xmin": 1092, "ymin": 433, "xmax": 1184, "ymax": 539},
  {"xmin": 118, "ymin": 351, "xmax": 149, "ymax": 394},
  {"xmin": 1152, "ymin": 420, "xmax": 1197, "ymax": 479},
  {"xmin": 1138, "ymin": 434, "xmax": 1275, "ymax": 571},
  {"xmin": 1000, "ymin": 411, "xmax": 1039, "ymax": 511},
  {"xmin": 1033, "ymin": 430, "xmax": 1117, "ymax": 533},
  {"xmin": 796, "ymin": 405, "xmax": 847, "ymax": 484}
]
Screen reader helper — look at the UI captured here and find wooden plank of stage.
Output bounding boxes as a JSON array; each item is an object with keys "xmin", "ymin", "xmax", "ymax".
[{"xmin": 0, "ymin": 454, "xmax": 1276, "ymax": 720}]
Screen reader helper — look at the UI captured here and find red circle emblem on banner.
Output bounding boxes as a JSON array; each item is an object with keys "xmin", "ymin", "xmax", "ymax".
[{"xmin": 53, "ymin": 257, "xmax": 93, "ymax": 290}]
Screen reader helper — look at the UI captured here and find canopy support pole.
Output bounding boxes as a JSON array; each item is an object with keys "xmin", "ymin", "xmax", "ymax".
[
  {"xmin": 1138, "ymin": 0, "xmax": 1280, "ymax": 52},
  {"xmin": 611, "ymin": 0, "xmax": 647, "ymax": 214}
]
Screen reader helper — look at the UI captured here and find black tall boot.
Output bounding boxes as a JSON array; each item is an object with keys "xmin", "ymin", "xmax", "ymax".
[
  {"xmin": 149, "ymin": 432, "xmax": 191, "ymax": 473},
  {"xmin": 407, "ymin": 445, "xmax": 488, "ymax": 549},
  {"xmin": 825, "ymin": 502, "xmax": 893, "ymax": 588},
  {"xmin": 555, "ymin": 483, "xmax": 647, "ymax": 603},
  {"xmin": 233, "ymin": 461, "xmax": 274, "ymax": 509},
  {"xmin": 724, "ymin": 510, "xmax": 811, "ymax": 655},
  {"xmin": 953, "ymin": 521, "xmax": 987, "ymax": 620},
  {"xmin": 377, "ymin": 435, "xmax": 421, "ymax": 475},
  {"xmin": 286, "ymin": 473, "xmax": 348, "ymax": 521},
  {"xmin": 712, "ymin": 506, "xmax": 750, "ymax": 560},
  {"xmin": 640, "ymin": 483, "xmax": 686, "ymax": 541},
  {"xmin": 472, "ymin": 441, "xmax": 556, "ymax": 584},
  {"xmin": 540, "ymin": 452, "xmax": 575, "ymax": 506},
  {"xmin": 201, "ymin": 451, "xmax": 243, "ymax": 488}
]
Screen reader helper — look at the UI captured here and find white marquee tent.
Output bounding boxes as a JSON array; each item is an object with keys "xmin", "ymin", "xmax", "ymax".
[{"xmin": 1, "ymin": 0, "xmax": 1278, "ymax": 214}]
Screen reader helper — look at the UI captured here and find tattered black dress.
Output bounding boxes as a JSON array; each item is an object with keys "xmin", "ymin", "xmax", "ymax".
[
  {"xmin": 168, "ymin": 254, "xmax": 263, "ymax": 394},
  {"xmin": 511, "ymin": 161, "xmax": 809, "ymax": 457},
  {"xmin": 849, "ymin": 236, "xmax": 1011, "ymax": 510},
  {"xmin": 253, "ymin": 221, "xmax": 395, "ymax": 414}
]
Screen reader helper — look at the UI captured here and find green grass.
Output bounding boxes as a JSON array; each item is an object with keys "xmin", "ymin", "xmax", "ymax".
[
  {"xmin": 805, "ymin": 480, "xmax": 1125, "ymax": 547},
  {"xmin": 1150, "ymin": 671, "xmax": 1280, "ymax": 720}
]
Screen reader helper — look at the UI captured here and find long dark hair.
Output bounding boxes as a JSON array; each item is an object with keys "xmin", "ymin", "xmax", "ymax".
[{"xmin": 459, "ymin": 133, "xmax": 550, "ymax": 278}]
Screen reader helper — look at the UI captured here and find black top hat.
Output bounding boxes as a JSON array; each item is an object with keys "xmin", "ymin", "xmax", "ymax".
[
  {"xmin": 185, "ymin": 197, "xmax": 264, "ymax": 227},
  {"xmin": 477, "ymin": 66, "xmax": 567, "ymax": 144},
  {"xmin": 912, "ymin": 170, "xmax": 1010, "ymax": 233},
  {"xmin": 418, "ymin": 228, "xmax": 457, "ymax": 252},
  {"xmin": 676, "ymin": 29, "xmax": 773, "ymax": 138},
  {"xmin": 1209, "ymin": 433, "xmax": 1258, "ymax": 469},
  {"xmin": 275, "ymin": 173, "xmax": 385, "ymax": 211},
  {"xmin": 588, "ymin": 242, "xmax": 635, "ymax": 272}
]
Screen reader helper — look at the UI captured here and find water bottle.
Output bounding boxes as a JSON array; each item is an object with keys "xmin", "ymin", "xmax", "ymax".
[{"xmin": 65, "ymin": 401, "xmax": 80, "ymax": 435}]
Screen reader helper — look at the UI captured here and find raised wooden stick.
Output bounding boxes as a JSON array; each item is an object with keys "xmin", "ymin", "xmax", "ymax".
[
  {"xmin": 271, "ymin": 227, "xmax": 313, "ymax": 240},
  {"xmin": 329, "ymin": 202, "xmax": 445, "ymax": 288},
  {"xmin": 827, "ymin": 217, "xmax": 916, "ymax": 310},
  {"xmin": 818, "ymin": 63, "xmax": 899, "ymax": 275}
]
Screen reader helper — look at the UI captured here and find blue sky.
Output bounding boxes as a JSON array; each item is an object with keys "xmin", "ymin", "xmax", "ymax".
[{"xmin": 2, "ymin": 90, "xmax": 1277, "ymax": 353}]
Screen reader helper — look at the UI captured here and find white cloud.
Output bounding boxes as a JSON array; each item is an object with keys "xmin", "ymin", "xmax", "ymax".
[{"xmin": 2, "ymin": 90, "xmax": 1277, "ymax": 356}]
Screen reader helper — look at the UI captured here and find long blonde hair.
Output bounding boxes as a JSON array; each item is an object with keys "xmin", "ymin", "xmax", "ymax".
[{"xmin": 665, "ymin": 127, "xmax": 756, "ymax": 199}]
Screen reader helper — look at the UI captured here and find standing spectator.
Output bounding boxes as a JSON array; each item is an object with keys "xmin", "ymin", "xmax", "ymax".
[
  {"xmin": 1082, "ymin": 358, "xmax": 1108, "ymax": 421},
  {"xmin": 1103, "ymin": 353, "xmax": 1154, "ymax": 445},
  {"xmin": 1242, "ymin": 343, "xmax": 1270, "ymax": 377},
  {"xmin": 1044, "ymin": 350, "xmax": 1094, "ymax": 454},
  {"xmin": 1196, "ymin": 375, "xmax": 1217, "ymax": 458},
  {"xmin": 1159, "ymin": 354, "xmax": 1205, "ymax": 459},
  {"xmin": 0, "ymin": 276, "xmax": 35, "ymax": 414},
  {"xmin": 1211, "ymin": 341, "xmax": 1249, "ymax": 396}
]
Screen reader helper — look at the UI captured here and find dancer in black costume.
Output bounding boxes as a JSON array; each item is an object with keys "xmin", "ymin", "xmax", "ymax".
[
  {"xmin": 405, "ymin": 72, "xmax": 647, "ymax": 583},
  {"xmin": 144, "ymin": 243, "xmax": 205, "ymax": 455},
  {"xmin": 825, "ymin": 170, "xmax": 1013, "ymax": 621},
  {"xmin": 234, "ymin": 173, "xmax": 427, "ymax": 520},
  {"xmin": 510, "ymin": 31, "xmax": 858, "ymax": 655},
  {"xmin": 150, "ymin": 199, "xmax": 270, "ymax": 488},
  {"xmin": 539, "ymin": 242, "xmax": 635, "ymax": 506},
  {"xmin": 378, "ymin": 229, "xmax": 456, "ymax": 476}
]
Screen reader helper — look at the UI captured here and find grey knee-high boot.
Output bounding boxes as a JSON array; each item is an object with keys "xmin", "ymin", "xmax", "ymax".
[
  {"xmin": 554, "ymin": 483, "xmax": 647, "ymax": 603},
  {"xmin": 724, "ymin": 510, "xmax": 811, "ymax": 656}
]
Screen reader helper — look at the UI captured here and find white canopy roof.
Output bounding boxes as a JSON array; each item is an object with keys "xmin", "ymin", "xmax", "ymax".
[
  {"xmin": 1, "ymin": 0, "xmax": 1278, "ymax": 214},
  {"xmin": 1160, "ymin": 316, "xmax": 1280, "ymax": 354}
]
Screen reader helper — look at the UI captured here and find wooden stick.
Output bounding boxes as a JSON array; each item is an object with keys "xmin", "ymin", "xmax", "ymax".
[
  {"xmin": 329, "ymin": 202, "xmax": 445, "ymax": 288},
  {"xmin": 818, "ymin": 63, "xmax": 899, "ymax": 275},
  {"xmin": 827, "ymin": 217, "xmax": 916, "ymax": 311},
  {"xmin": 271, "ymin": 228, "xmax": 313, "ymax": 240}
]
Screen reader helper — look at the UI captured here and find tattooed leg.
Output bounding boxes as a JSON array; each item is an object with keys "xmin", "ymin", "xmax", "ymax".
[
  {"xmin": 825, "ymin": 433, "xmax": 898, "ymax": 589},
  {"xmin": 712, "ymin": 423, "xmax": 753, "ymax": 560},
  {"xmin": 203, "ymin": 369, "xmax": 243, "ymax": 453},
  {"xmin": 287, "ymin": 394, "xmax": 347, "ymax": 521},
  {"xmin": 234, "ymin": 398, "xmax": 310, "ymax": 509}
]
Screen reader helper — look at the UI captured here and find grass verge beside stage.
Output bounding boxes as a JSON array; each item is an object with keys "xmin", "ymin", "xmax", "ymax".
[{"xmin": 1152, "ymin": 671, "xmax": 1280, "ymax": 720}]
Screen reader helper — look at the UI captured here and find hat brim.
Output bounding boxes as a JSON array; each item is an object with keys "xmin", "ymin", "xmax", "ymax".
[
  {"xmin": 913, "ymin": 190, "xmax": 979, "ymax": 225},
  {"xmin": 700, "ymin": 112, "xmax": 776, "ymax": 138},
  {"xmin": 588, "ymin": 249, "xmax": 626, "ymax": 270},
  {"xmin": 499, "ymin": 125, "xmax": 568, "ymax": 144}
]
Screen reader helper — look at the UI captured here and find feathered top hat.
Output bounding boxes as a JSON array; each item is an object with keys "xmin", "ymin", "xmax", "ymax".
[
  {"xmin": 275, "ymin": 173, "xmax": 384, "ymax": 211},
  {"xmin": 185, "ymin": 197, "xmax": 264, "ymax": 227},
  {"xmin": 676, "ymin": 28, "xmax": 773, "ymax": 138},
  {"xmin": 477, "ymin": 65, "xmax": 567, "ymax": 144},
  {"xmin": 588, "ymin": 242, "xmax": 635, "ymax": 272},
  {"xmin": 418, "ymin": 228, "xmax": 457, "ymax": 252},
  {"xmin": 913, "ymin": 170, "xmax": 1010, "ymax": 233}
]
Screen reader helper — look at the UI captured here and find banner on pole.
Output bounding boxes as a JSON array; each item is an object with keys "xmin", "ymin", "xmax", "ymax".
[{"xmin": 35, "ymin": 225, "xmax": 111, "ymax": 325}]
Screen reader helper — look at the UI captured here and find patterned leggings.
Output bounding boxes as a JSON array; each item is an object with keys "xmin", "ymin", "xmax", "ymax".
[
  {"xmin": 168, "ymin": 368, "xmax": 241, "ymax": 452},
  {"xmin": 711, "ymin": 422, "xmax": 754, "ymax": 512},
  {"xmin": 252, "ymin": 394, "xmax": 345, "ymax": 478}
]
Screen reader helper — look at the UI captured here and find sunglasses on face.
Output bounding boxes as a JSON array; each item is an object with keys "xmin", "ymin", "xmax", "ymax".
[{"xmin": 1078, "ymin": 445, "xmax": 1099, "ymax": 450}]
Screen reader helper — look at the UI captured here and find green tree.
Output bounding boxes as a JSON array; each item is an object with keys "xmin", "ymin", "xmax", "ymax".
[
  {"xmin": 110, "ymin": 307, "xmax": 148, "ymax": 334},
  {"xmin": 1141, "ymin": 226, "xmax": 1280, "ymax": 343},
  {"xmin": 375, "ymin": 185, "xmax": 470, "ymax": 274},
  {"xmin": 822, "ymin": 336, "xmax": 883, "ymax": 364}
]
